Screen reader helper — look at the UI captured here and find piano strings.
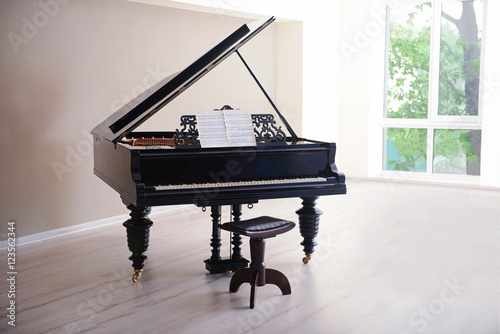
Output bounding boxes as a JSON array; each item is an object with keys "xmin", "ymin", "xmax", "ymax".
[{"xmin": 121, "ymin": 138, "xmax": 175, "ymax": 147}]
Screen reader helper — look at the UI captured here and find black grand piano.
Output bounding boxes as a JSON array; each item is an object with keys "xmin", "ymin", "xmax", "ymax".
[{"xmin": 91, "ymin": 17, "xmax": 346, "ymax": 281}]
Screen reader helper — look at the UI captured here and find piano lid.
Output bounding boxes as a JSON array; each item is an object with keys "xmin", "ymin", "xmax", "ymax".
[{"xmin": 92, "ymin": 16, "xmax": 276, "ymax": 143}]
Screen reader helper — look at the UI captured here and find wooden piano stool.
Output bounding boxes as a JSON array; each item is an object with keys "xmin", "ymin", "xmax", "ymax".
[{"xmin": 219, "ymin": 216, "xmax": 295, "ymax": 309}]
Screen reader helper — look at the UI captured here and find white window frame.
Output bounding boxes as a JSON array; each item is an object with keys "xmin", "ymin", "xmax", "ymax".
[{"xmin": 374, "ymin": 0, "xmax": 485, "ymax": 184}]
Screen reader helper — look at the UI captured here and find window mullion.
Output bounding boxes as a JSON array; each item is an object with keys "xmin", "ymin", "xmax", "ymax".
[
  {"xmin": 383, "ymin": 4, "xmax": 391, "ymax": 118},
  {"xmin": 427, "ymin": 0, "xmax": 440, "ymax": 175},
  {"xmin": 427, "ymin": 126, "xmax": 434, "ymax": 174},
  {"xmin": 428, "ymin": 0, "xmax": 442, "ymax": 123}
]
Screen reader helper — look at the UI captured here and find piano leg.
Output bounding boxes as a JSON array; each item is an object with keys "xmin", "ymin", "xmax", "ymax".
[
  {"xmin": 296, "ymin": 197, "xmax": 323, "ymax": 264},
  {"xmin": 231, "ymin": 204, "xmax": 243, "ymax": 261},
  {"xmin": 209, "ymin": 205, "xmax": 222, "ymax": 263},
  {"xmin": 122, "ymin": 205, "xmax": 153, "ymax": 282},
  {"xmin": 204, "ymin": 204, "xmax": 249, "ymax": 274}
]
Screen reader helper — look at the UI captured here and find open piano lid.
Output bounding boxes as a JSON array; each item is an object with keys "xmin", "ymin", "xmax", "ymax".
[{"xmin": 91, "ymin": 16, "xmax": 276, "ymax": 144}]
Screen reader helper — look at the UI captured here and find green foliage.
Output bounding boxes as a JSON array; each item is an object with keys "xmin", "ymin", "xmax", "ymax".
[
  {"xmin": 387, "ymin": 21, "xmax": 430, "ymax": 119},
  {"xmin": 387, "ymin": 128, "xmax": 427, "ymax": 172},
  {"xmin": 434, "ymin": 129, "xmax": 478, "ymax": 162},
  {"xmin": 433, "ymin": 129, "xmax": 480, "ymax": 174}
]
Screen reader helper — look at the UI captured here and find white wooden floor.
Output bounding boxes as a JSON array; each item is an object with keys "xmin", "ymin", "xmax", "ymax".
[{"xmin": 1, "ymin": 179, "xmax": 499, "ymax": 333}]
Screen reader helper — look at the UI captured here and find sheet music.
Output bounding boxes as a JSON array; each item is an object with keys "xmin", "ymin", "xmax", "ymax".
[
  {"xmin": 197, "ymin": 110, "xmax": 229, "ymax": 148},
  {"xmin": 224, "ymin": 110, "xmax": 256, "ymax": 147},
  {"xmin": 197, "ymin": 109, "xmax": 256, "ymax": 148}
]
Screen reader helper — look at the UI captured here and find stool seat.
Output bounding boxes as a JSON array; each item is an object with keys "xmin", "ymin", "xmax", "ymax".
[
  {"xmin": 220, "ymin": 216, "xmax": 295, "ymax": 238},
  {"xmin": 220, "ymin": 216, "xmax": 295, "ymax": 309}
]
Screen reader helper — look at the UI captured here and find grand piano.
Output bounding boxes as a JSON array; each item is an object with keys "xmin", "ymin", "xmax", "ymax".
[{"xmin": 91, "ymin": 17, "xmax": 346, "ymax": 282}]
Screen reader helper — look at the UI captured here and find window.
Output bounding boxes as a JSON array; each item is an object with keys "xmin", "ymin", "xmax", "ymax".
[{"xmin": 382, "ymin": 0, "xmax": 483, "ymax": 178}]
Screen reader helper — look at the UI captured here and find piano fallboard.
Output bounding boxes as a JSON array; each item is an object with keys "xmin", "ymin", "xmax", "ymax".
[{"xmin": 93, "ymin": 132, "xmax": 346, "ymax": 207}]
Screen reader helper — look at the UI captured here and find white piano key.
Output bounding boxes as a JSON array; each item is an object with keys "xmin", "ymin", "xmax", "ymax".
[{"xmin": 154, "ymin": 176, "xmax": 328, "ymax": 191}]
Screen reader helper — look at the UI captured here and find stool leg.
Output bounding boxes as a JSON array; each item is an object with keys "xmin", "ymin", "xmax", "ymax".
[
  {"xmin": 265, "ymin": 268, "xmax": 291, "ymax": 295},
  {"xmin": 250, "ymin": 238, "xmax": 266, "ymax": 286},
  {"xmin": 229, "ymin": 268, "xmax": 251, "ymax": 292},
  {"xmin": 250, "ymin": 271, "xmax": 258, "ymax": 309},
  {"xmin": 229, "ymin": 236, "xmax": 291, "ymax": 309}
]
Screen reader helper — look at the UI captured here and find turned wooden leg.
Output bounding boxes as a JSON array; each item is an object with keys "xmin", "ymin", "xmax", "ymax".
[
  {"xmin": 231, "ymin": 204, "xmax": 243, "ymax": 260},
  {"xmin": 296, "ymin": 197, "xmax": 323, "ymax": 264},
  {"xmin": 122, "ymin": 205, "xmax": 153, "ymax": 281},
  {"xmin": 209, "ymin": 205, "xmax": 222, "ymax": 263},
  {"xmin": 204, "ymin": 205, "xmax": 249, "ymax": 274},
  {"xmin": 249, "ymin": 238, "xmax": 266, "ymax": 286}
]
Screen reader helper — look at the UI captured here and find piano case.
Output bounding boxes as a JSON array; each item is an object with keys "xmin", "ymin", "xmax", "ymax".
[{"xmin": 91, "ymin": 16, "xmax": 346, "ymax": 279}]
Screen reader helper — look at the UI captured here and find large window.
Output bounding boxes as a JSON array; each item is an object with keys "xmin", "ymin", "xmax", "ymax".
[{"xmin": 382, "ymin": 0, "xmax": 483, "ymax": 177}]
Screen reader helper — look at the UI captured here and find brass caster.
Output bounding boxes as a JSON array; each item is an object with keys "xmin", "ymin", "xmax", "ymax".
[
  {"xmin": 302, "ymin": 254, "xmax": 312, "ymax": 264},
  {"xmin": 132, "ymin": 269, "xmax": 143, "ymax": 282}
]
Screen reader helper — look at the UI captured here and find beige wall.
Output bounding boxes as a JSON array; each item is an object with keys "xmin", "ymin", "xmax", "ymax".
[
  {"xmin": 276, "ymin": 21, "xmax": 303, "ymax": 136},
  {"xmin": 336, "ymin": 0, "xmax": 373, "ymax": 178},
  {"xmin": 0, "ymin": 0, "xmax": 279, "ymax": 239},
  {"xmin": 3, "ymin": 0, "xmax": 423, "ymax": 240}
]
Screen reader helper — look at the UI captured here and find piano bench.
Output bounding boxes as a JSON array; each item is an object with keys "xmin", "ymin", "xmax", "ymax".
[{"xmin": 219, "ymin": 216, "xmax": 295, "ymax": 309}]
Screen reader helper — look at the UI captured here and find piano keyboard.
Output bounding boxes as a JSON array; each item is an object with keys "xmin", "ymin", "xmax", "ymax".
[{"xmin": 154, "ymin": 176, "xmax": 328, "ymax": 191}]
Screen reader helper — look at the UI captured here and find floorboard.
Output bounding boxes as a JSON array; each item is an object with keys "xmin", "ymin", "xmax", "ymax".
[{"xmin": 0, "ymin": 180, "xmax": 498, "ymax": 333}]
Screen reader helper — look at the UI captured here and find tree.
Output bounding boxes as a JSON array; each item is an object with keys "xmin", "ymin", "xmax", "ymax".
[{"xmin": 439, "ymin": 1, "xmax": 480, "ymax": 116}]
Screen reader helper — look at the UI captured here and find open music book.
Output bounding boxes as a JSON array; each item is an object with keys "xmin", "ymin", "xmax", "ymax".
[{"xmin": 197, "ymin": 109, "xmax": 256, "ymax": 148}]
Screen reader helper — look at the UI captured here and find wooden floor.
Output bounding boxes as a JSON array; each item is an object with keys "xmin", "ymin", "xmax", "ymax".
[{"xmin": 1, "ymin": 179, "xmax": 499, "ymax": 333}]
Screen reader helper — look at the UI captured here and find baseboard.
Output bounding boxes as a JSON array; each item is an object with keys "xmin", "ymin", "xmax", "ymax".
[{"xmin": 0, "ymin": 206, "xmax": 180, "ymax": 250}]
